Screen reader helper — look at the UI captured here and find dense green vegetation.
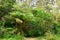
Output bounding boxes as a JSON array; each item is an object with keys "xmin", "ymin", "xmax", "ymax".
[{"xmin": 0, "ymin": 0, "xmax": 60, "ymax": 40}]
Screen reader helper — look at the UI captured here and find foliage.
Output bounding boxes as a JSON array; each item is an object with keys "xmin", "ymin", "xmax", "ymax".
[
  {"xmin": 9, "ymin": 8, "xmax": 54, "ymax": 37},
  {"xmin": 53, "ymin": 14, "xmax": 60, "ymax": 34},
  {"xmin": 0, "ymin": 0, "xmax": 15, "ymax": 18},
  {"xmin": 0, "ymin": 0, "xmax": 60, "ymax": 40}
]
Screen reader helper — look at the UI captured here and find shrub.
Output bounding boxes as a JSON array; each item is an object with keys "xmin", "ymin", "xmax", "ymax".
[
  {"xmin": 53, "ymin": 14, "xmax": 60, "ymax": 34},
  {"xmin": 0, "ymin": 0, "xmax": 15, "ymax": 18},
  {"xmin": 0, "ymin": 0, "xmax": 55, "ymax": 37},
  {"xmin": 9, "ymin": 8, "xmax": 54, "ymax": 37}
]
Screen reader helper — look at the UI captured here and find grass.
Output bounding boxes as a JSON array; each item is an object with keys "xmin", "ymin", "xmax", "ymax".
[
  {"xmin": 54, "ymin": 34, "xmax": 60, "ymax": 40},
  {"xmin": 1, "ymin": 34, "xmax": 60, "ymax": 40},
  {"xmin": 0, "ymin": 28, "xmax": 60, "ymax": 40},
  {"xmin": 0, "ymin": 33, "xmax": 24, "ymax": 40}
]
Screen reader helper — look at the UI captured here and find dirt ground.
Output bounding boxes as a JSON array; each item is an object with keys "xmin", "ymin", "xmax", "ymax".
[
  {"xmin": 24, "ymin": 37, "xmax": 38, "ymax": 40},
  {"xmin": 24, "ymin": 37, "xmax": 46, "ymax": 40}
]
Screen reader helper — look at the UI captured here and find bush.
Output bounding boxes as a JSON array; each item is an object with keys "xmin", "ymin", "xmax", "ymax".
[
  {"xmin": 0, "ymin": 0, "xmax": 15, "ymax": 18},
  {"xmin": 0, "ymin": 0, "xmax": 56, "ymax": 37},
  {"xmin": 53, "ymin": 14, "xmax": 60, "ymax": 34},
  {"xmin": 9, "ymin": 8, "xmax": 54, "ymax": 37}
]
